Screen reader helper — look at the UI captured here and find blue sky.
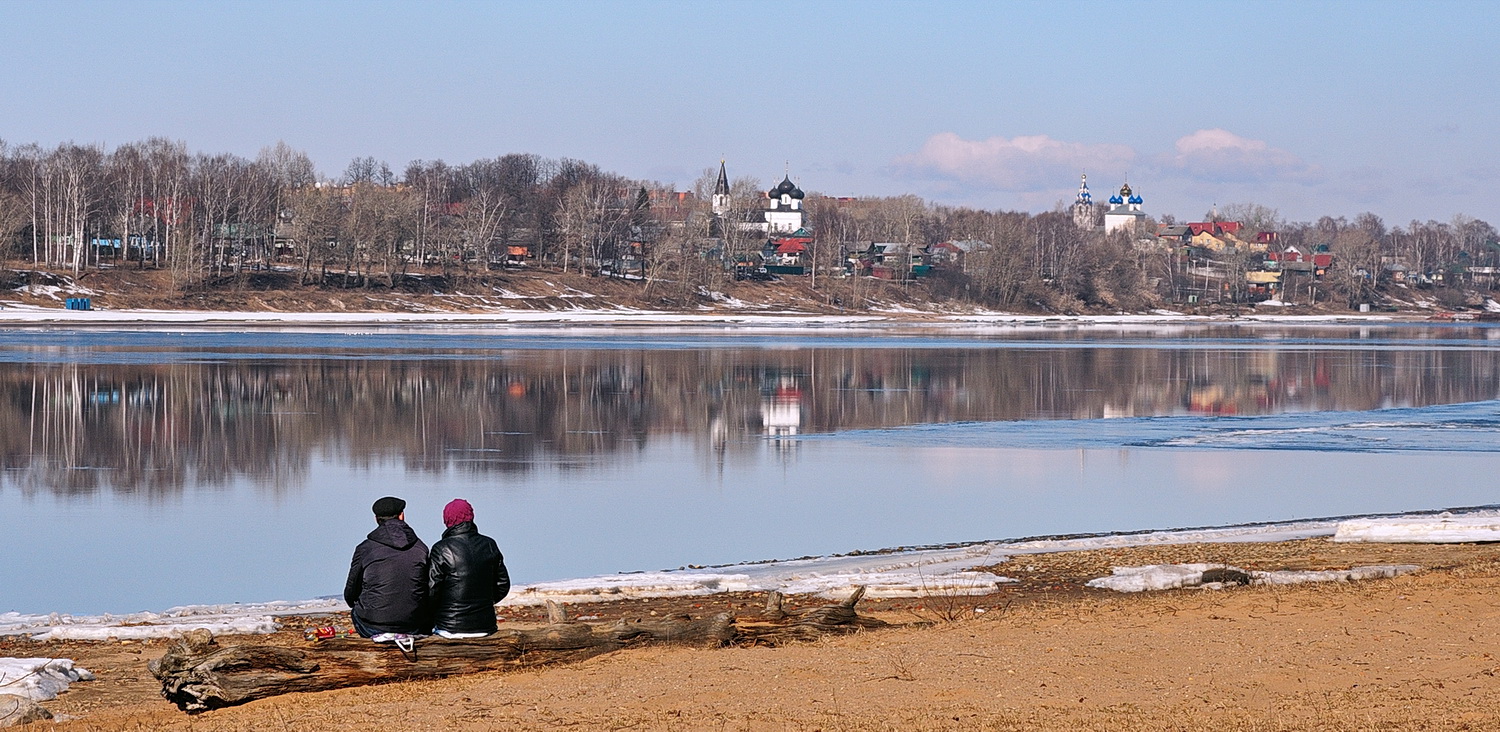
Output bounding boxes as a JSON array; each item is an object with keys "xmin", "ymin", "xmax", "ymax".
[{"xmin": 2, "ymin": 0, "xmax": 1495, "ymax": 225}]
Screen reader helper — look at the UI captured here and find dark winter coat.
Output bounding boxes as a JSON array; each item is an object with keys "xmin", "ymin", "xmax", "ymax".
[
  {"xmin": 344, "ymin": 519, "xmax": 429, "ymax": 635},
  {"xmin": 427, "ymin": 521, "xmax": 510, "ymax": 634}
]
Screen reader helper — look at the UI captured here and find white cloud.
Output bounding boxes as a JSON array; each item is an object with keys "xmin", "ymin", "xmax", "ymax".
[
  {"xmin": 895, "ymin": 132, "xmax": 1135, "ymax": 191},
  {"xmin": 1164, "ymin": 129, "xmax": 1320, "ymax": 183}
]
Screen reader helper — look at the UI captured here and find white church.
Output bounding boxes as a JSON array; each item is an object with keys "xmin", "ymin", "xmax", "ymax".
[
  {"xmin": 712, "ymin": 161, "xmax": 805, "ymax": 234},
  {"xmin": 1071, "ymin": 174, "xmax": 1146, "ymax": 233}
]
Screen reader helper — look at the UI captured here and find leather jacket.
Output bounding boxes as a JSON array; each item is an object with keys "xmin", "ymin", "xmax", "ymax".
[{"xmin": 427, "ymin": 521, "xmax": 510, "ymax": 634}]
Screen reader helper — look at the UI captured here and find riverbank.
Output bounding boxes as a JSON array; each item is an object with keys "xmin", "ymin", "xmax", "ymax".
[
  {"xmin": 0, "ymin": 303, "xmax": 1412, "ymax": 328},
  {"xmin": 0, "ymin": 264, "xmax": 1436, "ymax": 327},
  {"xmin": 15, "ymin": 537, "xmax": 1500, "ymax": 731}
]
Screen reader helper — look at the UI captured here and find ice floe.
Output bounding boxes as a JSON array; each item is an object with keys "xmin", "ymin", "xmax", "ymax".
[
  {"xmin": 815, "ymin": 400, "xmax": 1500, "ymax": 454},
  {"xmin": 1333, "ymin": 514, "xmax": 1500, "ymax": 543},
  {"xmin": 1085, "ymin": 563, "xmax": 1421, "ymax": 593},
  {"xmin": 0, "ymin": 658, "xmax": 93, "ymax": 702}
]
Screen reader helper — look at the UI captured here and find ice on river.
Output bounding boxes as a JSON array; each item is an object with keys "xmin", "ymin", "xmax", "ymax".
[{"xmin": 811, "ymin": 399, "xmax": 1500, "ymax": 454}]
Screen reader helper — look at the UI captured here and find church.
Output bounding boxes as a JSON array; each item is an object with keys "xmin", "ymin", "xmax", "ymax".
[
  {"xmin": 712, "ymin": 160, "xmax": 806, "ymax": 235},
  {"xmin": 1071, "ymin": 174, "xmax": 1146, "ymax": 233}
]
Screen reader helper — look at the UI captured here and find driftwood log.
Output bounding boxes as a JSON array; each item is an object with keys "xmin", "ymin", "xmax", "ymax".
[{"xmin": 151, "ymin": 587, "xmax": 886, "ymax": 712}]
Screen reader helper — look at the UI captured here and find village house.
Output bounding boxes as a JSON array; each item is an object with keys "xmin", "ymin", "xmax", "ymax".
[
  {"xmin": 926, "ymin": 240, "xmax": 989, "ymax": 273},
  {"xmin": 763, "ymin": 228, "xmax": 814, "ymax": 275},
  {"xmin": 1268, "ymin": 244, "xmax": 1333, "ymax": 273}
]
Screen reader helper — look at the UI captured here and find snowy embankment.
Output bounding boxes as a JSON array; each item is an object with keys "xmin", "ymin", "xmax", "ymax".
[
  {"xmin": 0, "ymin": 303, "xmax": 887, "ymax": 327},
  {"xmin": 505, "ymin": 543, "xmax": 1015, "ymax": 606},
  {"xmin": 0, "ymin": 658, "xmax": 94, "ymax": 702},
  {"xmin": 1333, "ymin": 515, "xmax": 1500, "ymax": 543},
  {"xmin": 3, "ymin": 510, "xmax": 1496, "ymax": 641},
  {"xmin": 0, "ymin": 599, "xmax": 344, "ymax": 642},
  {"xmin": 0, "ymin": 300, "xmax": 1404, "ymax": 327}
]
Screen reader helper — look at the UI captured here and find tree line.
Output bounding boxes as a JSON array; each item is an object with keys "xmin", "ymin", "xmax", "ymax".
[{"xmin": 0, "ymin": 138, "xmax": 1495, "ymax": 311}]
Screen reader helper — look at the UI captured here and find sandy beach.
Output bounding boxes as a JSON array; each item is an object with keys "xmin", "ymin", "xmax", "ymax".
[{"xmin": 9, "ymin": 538, "xmax": 1499, "ymax": 731}]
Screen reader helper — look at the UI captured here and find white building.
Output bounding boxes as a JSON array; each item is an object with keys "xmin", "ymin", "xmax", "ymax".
[
  {"xmin": 1103, "ymin": 182, "xmax": 1146, "ymax": 234},
  {"xmin": 713, "ymin": 160, "xmax": 806, "ymax": 234},
  {"xmin": 762, "ymin": 176, "xmax": 805, "ymax": 234}
]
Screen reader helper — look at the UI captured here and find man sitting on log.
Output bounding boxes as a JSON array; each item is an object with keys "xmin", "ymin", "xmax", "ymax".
[
  {"xmin": 344, "ymin": 496, "xmax": 430, "ymax": 640},
  {"xmin": 428, "ymin": 498, "xmax": 511, "ymax": 638}
]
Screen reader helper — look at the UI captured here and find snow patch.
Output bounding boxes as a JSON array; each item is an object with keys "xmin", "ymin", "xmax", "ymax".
[
  {"xmin": 0, "ymin": 658, "xmax": 94, "ymax": 702},
  {"xmin": 506, "ymin": 543, "xmax": 1016, "ymax": 604},
  {"xmin": 0, "ymin": 598, "xmax": 342, "ymax": 641},
  {"xmin": 29, "ymin": 618, "xmax": 280, "ymax": 642},
  {"xmin": 1085, "ymin": 563, "xmax": 1420, "ymax": 592},
  {"xmin": 1333, "ymin": 514, "xmax": 1500, "ymax": 543},
  {"xmin": 699, "ymin": 289, "xmax": 751, "ymax": 308}
]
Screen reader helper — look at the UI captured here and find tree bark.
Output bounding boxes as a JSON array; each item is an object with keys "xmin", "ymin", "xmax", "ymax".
[{"xmin": 151, "ymin": 588, "xmax": 886, "ymax": 713}]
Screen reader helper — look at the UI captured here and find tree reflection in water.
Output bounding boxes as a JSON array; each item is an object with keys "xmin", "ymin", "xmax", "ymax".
[{"xmin": 3, "ymin": 341, "xmax": 1499, "ymax": 496}]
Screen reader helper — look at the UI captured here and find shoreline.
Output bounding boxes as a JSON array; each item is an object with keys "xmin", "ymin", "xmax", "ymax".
[
  {"xmin": 7, "ymin": 505, "xmax": 1498, "ymax": 640},
  {"xmin": 17, "ymin": 535, "xmax": 1500, "ymax": 731},
  {"xmin": 0, "ymin": 301, "xmax": 1423, "ymax": 328}
]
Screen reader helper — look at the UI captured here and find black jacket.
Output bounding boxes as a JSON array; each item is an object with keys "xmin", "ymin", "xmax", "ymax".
[
  {"xmin": 344, "ymin": 519, "xmax": 429, "ymax": 634},
  {"xmin": 427, "ymin": 521, "xmax": 510, "ymax": 634}
]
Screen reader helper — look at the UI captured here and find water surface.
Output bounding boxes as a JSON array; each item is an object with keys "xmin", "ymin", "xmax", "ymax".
[{"xmin": 3, "ymin": 323, "xmax": 1499, "ymax": 614}]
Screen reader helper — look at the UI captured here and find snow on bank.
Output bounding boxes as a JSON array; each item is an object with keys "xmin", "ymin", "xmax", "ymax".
[
  {"xmin": 1333, "ymin": 514, "xmax": 1500, "ymax": 543},
  {"xmin": 0, "ymin": 301, "xmax": 1404, "ymax": 327},
  {"xmin": 0, "ymin": 304, "xmax": 887, "ymax": 327},
  {"xmin": 0, "ymin": 658, "xmax": 93, "ymax": 702},
  {"xmin": 1085, "ymin": 564, "xmax": 1422, "ymax": 593},
  {"xmin": 507, "ymin": 544, "xmax": 1016, "ymax": 606},
  {"xmin": 4, "ymin": 510, "xmax": 1496, "ymax": 641},
  {"xmin": 0, "ymin": 599, "xmax": 343, "ymax": 642}
]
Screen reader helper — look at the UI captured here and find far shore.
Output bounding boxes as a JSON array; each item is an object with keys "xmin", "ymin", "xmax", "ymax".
[{"xmin": 0, "ymin": 303, "xmax": 1424, "ymax": 328}]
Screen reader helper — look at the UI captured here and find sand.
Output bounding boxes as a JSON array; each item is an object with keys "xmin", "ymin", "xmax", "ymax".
[{"xmin": 16, "ymin": 539, "xmax": 1500, "ymax": 731}]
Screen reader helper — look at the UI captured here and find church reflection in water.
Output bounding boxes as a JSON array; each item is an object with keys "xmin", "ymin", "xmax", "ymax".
[{"xmin": 3, "ymin": 339, "xmax": 1499, "ymax": 496}]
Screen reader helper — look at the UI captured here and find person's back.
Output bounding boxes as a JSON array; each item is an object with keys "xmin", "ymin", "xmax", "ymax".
[
  {"xmin": 345, "ymin": 497, "xmax": 429, "ymax": 637},
  {"xmin": 428, "ymin": 499, "xmax": 510, "ymax": 636}
]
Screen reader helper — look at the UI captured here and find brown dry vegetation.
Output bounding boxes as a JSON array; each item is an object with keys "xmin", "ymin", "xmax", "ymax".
[
  {"xmin": 0, "ymin": 264, "xmax": 1363, "ymax": 319},
  {"xmin": 9, "ymin": 539, "xmax": 1500, "ymax": 731},
  {"xmin": 0, "ymin": 265, "xmax": 941, "ymax": 316}
]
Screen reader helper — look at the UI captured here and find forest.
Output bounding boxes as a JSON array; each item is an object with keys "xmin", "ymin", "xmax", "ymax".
[{"xmin": 0, "ymin": 138, "xmax": 1496, "ymax": 313}]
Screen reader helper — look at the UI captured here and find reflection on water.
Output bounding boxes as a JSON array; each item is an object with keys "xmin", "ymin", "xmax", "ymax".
[
  {"xmin": 1, "ymin": 328, "xmax": 1499, "ymax": 495},
  {"xmin": 6, "ymin": 325, "xmax": 1500, "ymax": 614}
]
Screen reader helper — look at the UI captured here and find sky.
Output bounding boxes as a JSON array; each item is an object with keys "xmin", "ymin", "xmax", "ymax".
[{"xmin": 1, "ymin": 0, "xmax": 1496, "ymax": 226}]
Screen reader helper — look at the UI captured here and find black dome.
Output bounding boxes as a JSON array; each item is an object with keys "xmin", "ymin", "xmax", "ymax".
[{"xmin": 771, "ymin": 176, "xmax": 804, "ymax": 199}]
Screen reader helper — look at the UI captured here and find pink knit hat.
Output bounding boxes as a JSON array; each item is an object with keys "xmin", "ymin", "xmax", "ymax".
[{"xmin": 442, "ymin": 498, "xmax": 474, "ymax": 528}]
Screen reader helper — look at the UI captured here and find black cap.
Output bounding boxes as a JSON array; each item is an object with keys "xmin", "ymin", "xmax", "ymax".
[{"xmin": 372, "ymin": 496, "xmax": 406, "ymax": 518}]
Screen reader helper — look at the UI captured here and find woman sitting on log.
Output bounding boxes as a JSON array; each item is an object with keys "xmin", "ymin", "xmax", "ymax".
[{"xmin": 427, "ymin": 498, "xmax": 511, "ymax": 638}]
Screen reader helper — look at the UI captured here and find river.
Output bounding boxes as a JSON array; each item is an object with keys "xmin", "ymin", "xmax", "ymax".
[{"xmin": 3, "ymin": 322, "xmax": 1499, "ymax": 614}]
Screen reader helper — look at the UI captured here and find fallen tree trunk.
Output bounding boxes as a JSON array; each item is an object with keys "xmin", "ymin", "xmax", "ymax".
[{"xmin": 152, "ymin": 588, "xmax": 886, "ymax": 712}]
